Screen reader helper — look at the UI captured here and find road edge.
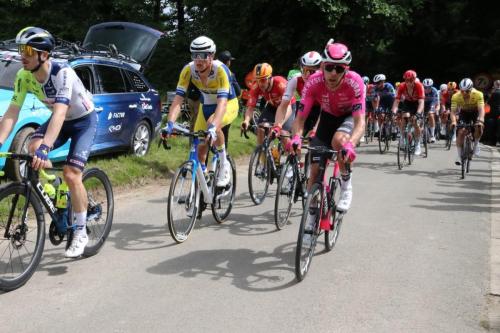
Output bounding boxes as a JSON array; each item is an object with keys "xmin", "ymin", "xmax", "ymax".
[{"xmin": 489, "ymin": 146, "xmax": 500, "ymax": 331}]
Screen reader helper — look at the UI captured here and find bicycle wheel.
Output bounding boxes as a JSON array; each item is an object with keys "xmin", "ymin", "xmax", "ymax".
[
  {"xmin": 212, "ymin": 156, "xmax": 236, "ymax": 223},
  {"xmin": 274, "ymin": 159, "xmax": 298, "ymax": 230},
  {"xmin": 422, "ymin": 125, "xmax": 429, "ymax": 158},
  {"xmin": 168, "ymin": 161, "xmax": 199, "ymax": 243},
  {"xmin": 0, "ymin": 182, "xmax": 45, "ymax": 291},
  {"xmin": 378, "ymin": 124, "xmax": 387, "ymax": 154},
  {"xmin": 80, "ymin": 168, "xmax": 114, "ymax": 257},
  {"xmin": 408, "ymin": 135, "xmax": 414, "ymax": 165},
  {"xmin": 295, "ymin": 183, "xmax": 322, "ymax": 282},
  {"xmin": 325, "ymin": 177, "xmax": 342, "ymax": 251},
  {"xmin": 248, "ymin": 145, "xmax": 271, "ymax": 205},
  {"xmin": 397, "ymin": 135, "xmax": 404, "ymax": 170}
]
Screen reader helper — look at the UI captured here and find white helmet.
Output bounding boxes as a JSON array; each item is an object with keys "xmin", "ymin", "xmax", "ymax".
[
  {"xmin": 373, "ymin": 74, "xmax": 386, "ymax": 83},
  {"xmin": 190, "ymin": 36, "xmax": 216, "ymax": 53},
  {"xmin": 300, "ymin": 51, "xmax": 322, "ymax": 67},
  {"xmin": 439, "ymin": 84, "xmax": 447, "ymax": 92},
  {"xmin": 422, "ymin": 78, "xmax": 434, "ymax": 87},
  {"xmin": 459, "ymin": 78, "xmax": 473, "ymax": 91},
  {"xmin": 362, "ymin": 76, "xmax": 370, "ymax": 84}
]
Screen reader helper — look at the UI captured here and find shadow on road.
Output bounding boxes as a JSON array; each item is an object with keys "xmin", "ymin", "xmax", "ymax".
[{"xmin": 146, "ymin": 242, "xmax": 298, "ymax": 292}]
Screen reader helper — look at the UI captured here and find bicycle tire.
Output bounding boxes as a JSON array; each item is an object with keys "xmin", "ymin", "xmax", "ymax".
[
  {"xmin": 274, "ymin": 159, "xmax": 298, "ymax": 230},
  {"xmin": 168, "ymin": 161, "xmax": 199, "ymax": 243},
  {"xmin": 325, "ymin": 178, "xmax": 341, "ymax": 251},
  {"xmin": 0, "ymin": 182, "xmax": 45, "ymax": 291},
  {"xmin": 81, "ymin": 168, "xmax": 114, "ymax": 257},
  {"xmin": 397, "ymin": 135, "xmax": 404, "ymax": 170},
  {"xmin": 408, "ymin": 135, "xmax": 414, "ymax": 165},
  {"xmin": 212, "ymin": 156, "xmax": 237, "ymax": 223},
  {"xmin": 295, "ymin": 183, "xmax": 322, "ymax": 282},
  {"xmin": 378, "ymin": 124, "xmax": 385, "ymax": 154},
  {"xmin": 422, "ymin": 124, "xmax": 428, "ymax": 158},
  {"xmin": 248, "ymin": 145, "xmax": 271, "ymax": 205}
]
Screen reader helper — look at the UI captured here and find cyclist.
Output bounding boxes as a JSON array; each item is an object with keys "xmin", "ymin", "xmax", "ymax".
[
  {"xmin": 0, "ymin": 27, "xmax": 97, "ymax": 258},
  {"xmin": 363, "ymin": 76, "xmax": 377, "ymax": 141},
  {"xmin": 391, "ymin": 70, "xmax": 425, "ymax": 155},
  {"xmin": 422, "ymin": 78, "xmax": 439, "ymax": 143},
  {"xmin": 165, "ymin": 36, "xmax": 238, "ymax": 186},
  {"xmin": 450, "ymin": 78, "xmax": 485, "ymax": 164},
  {"xmin": 291, "ymin": 40, "xmax": 365, "ymax": 212},
  {"xmin": 241, "ymin": 63, "xmax": 295, "ymax": 153},
  {"xmin": 372, "ymin": 74, "xmax": 396, "ymax": 139}
]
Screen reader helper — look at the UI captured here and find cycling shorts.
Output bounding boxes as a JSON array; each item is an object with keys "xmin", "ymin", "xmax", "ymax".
[
  {"xmin": 303, "ymin": 105, "xmax": 321, "ymax": 136},
  {"xmin": 193, "ymin": 98, "xmax": 239, "ymax": 132},
  {"xmin": 400, "ymin": 100, "xmax": 419, "ymax": 116},
  {"xmin": 424, "ymin": 101, "xmax": 436, "ymax": 113},
  {"xmin": 258, "ymin": 103, "xmax": 295, "ymax": 133},
  {"xmin": 458, "ymin": 111, "xmax": 479, "ymax": 124},
  {"xmin": 32, "ymin": 111, "xmax": 98, "ymax": 171},
  {"xmin": 315, "ymin": 112, "xmax": 353, "ymax": 149}
]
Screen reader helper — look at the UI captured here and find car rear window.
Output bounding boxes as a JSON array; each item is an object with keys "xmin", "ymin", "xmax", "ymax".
[
  {"xmin": 125, "ymin": 71, "xmax": 149, "ymax": 92},
  {"xmin": 0, "ymin": 61, "xmax": 22, "ymax": 89}
]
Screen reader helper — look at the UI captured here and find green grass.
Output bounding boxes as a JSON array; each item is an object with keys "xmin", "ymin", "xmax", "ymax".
[{"xmin": 85, "ymin": 114, "xmax": 255, "ymax": 188}]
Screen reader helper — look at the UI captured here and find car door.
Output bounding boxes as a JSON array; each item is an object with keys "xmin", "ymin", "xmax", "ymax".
[{"xmin": 93, "ymin": 64, "xmax": 138, "ymax": 149}]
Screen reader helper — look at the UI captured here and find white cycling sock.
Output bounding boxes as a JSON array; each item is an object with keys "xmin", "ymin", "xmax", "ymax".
[
  {"xmin": 457, "ymin": 147, "xmax": 462, "ymax": 159},
  {"xmin": 74, "ymin": 211, "xmax": 87, "ymax": 235},
  {"xmin": 341, "ymin": 173, "xmax": 352, "ymax": 190},
  {"xmin": 217, "ymin": 145, "xmax": 228, "ymax": 165},
  {"xmin": 474, "ymin": 139, "xmax": 479, "ymax": 148},
  {"xmin": 430, "ymin": 127, "xmax": 435, "ymax": 137}
]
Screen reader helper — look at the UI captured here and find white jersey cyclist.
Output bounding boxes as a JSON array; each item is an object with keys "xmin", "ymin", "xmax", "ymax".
[{"xmin": 11, "ymin": 61, "xmax": 94, "ymax": 120}]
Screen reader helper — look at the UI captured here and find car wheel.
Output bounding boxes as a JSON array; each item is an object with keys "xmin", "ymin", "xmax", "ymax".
[
  {"xmin": 5, "ymin": 127, "xmax": 35, "ymax": 181},
  {"xmin": 130, "ymin": 120, "xmax": 151, "ymax": 156}
]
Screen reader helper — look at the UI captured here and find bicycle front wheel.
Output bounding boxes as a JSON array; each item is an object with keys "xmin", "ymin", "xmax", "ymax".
[
  {"xmin": 248, "ymin": 145, "xmax": 271, "ymax": 205},
  {"xmin": 168, "ymin": 161, "xmax": 199, "ymax": 243},
  {"xmin": 274, "ymin": 159, "xmax": 298, "ymax": 230},
  {"xmin": 0, "ymin": 182, "xmax": 45, "ymax": 291},
  {"xmin": 325, "ymin": 178, "xmax": 342, "ymax": 251},
  {"xmin": 295, "ymin": 183, "xmax": 322, "ymax": 282},
  {"xmin": 212, "ymin": 156, "xmax": 236, "ymax": 223},
  {"xmin": 81, "ymin": 168, "xmax": 114, "ymax": 257}
]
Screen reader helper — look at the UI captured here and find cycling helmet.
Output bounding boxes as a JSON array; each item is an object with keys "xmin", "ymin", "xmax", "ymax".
[
  {"xmin": 459, "ymin": 78, "xmax": 473, "ymax": 91},
  {"xmin": 190, "ymin": 36, "xmax": 216, "ymax": 53},
  {"xmin": 362, "ymin": 76, "xmax": 370, "ymax": 84},
  {"xmin": 447, "ymin": 81, "xmax": 457, "ymax": 90},
  {"xmin": 422, "ymin": 78, "xmax": 434, "ymax": 87},
  {"xmin": 373, "ymin": 74, "xmax": 386, "ymax": 83},
  {"xmin": 253, "ymin": 63, "xmax": 273, "ymax": 79},
  {"xmin": 403, "ymin": 70, "xmax": 417, "ymax": 80},
  {"xmin": 300, "ymin": 51, "xmax": 322, "ymax": 67},
  {"xmin": 323, "ymin": 41, "xmax": 351, "ymax": 65},
  {"xmin": 439, "ymin": 84, "xmax": 447, "ymax": 92},
  {"xmin": 15, "ymin": 26, "xmax": 55, "ymax": 52}
]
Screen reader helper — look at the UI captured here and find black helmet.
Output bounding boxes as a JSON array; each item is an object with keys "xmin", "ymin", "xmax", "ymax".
[{"xmin": 15, "ymin": 27, "xmax": 55, "ymax": 52}]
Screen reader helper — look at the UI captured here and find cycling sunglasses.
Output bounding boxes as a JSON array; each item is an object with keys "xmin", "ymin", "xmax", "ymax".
[
  {"xmin": 191, "ymin": 52, "xmax": 212, "ymax": 60},
  {"xmin": 18, "ymin": 44, "xmax": 37, "ymax": 57},
  {"xmin": 324, "ymin": 63, "xmax": 347, "ymax": 74},
  {"xmin": 301, "ymin": 67, "xmax": 319, "ymax": 76}
]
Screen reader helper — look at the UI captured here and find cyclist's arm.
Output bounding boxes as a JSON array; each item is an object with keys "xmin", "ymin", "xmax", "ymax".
[
  {"xmin": 450, "ymin": 96, "xmax": 458, "ymax": 125},
  {"xmin": 167, "ymin": 95, "xmax": 185, "ymax": 123},
  {"xmin": 0, "ymin": 104, "xmax": 21, "ymax": 145},
  {"xmin": 243, "ymin": 88, "xmax": 259, "ymax": 125},
  {"xmin": 351, "ymin": 112, "xmax": 365, "ymax": 145},
  {"xmin": 477, "ymin": 101, "xmax": 485, "ymax": 123},
  {"xmin": 372, "ymin": 95, "xmax": 380, "ymax": 110},
  {"xmin": 417, "ymin": 98, "xmax": 424, "ymax": 114},
  {"xmin": 391, "ymin": 98, "xmax": 400, "ymax": 113},
  {"xmin": 291, "ymin": 114, "xmax": 306, "ymax": 138},
  {"xmin": 42, "ymin": 103, "xmax": 68, "ymax": 148},
  {"xmin": 169, "ymin": 64, "xmax": 191, "ymax": 123},
  {"xmin": 274, "ymin": 99, "xmax": 290, "ymax": 127}
]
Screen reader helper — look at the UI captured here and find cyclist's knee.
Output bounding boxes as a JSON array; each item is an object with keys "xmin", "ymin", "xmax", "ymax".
[
  {"xmin": 331, "ymin": 132, "xmax": 349, "ymax": 150},
  {"xmin": 63, "ymin": 166, "xmax": 82, "ymax": 186}
]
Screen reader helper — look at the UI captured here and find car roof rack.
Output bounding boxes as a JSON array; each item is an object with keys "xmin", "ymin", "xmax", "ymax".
[{"xmin": 0, "ymin": 37, "xmax": 139, "ymax": 66}]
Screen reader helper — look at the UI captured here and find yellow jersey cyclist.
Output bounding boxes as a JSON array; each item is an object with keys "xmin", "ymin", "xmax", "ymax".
[
  {"xmin": 0, "ymin": 27, "xmax": 97, "ymax": 258},
  {"xmin": 450, "ymin": 78, "xmax": 485, "ymax": 165},
  {"xmin": 165, "ymin": 36, "xmax": 238, "ymax": 186}
]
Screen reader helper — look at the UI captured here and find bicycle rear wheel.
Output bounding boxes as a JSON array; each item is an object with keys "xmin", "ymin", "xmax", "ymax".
[
  {"xmin": 79, "ymin": 168, "xmax": 114, "ymax": 257},
  {"xmin": 325, "ymin": 178, "xmax": 342, "ymax": 251},
  {"xmin": 378, "ymin": 124, "xmax": 386, "ymax": 154},
  {"xmin": 0, "ymin": 183, "xmax": 45, "ymax": 291},
  {"xmin": 212, "ymin": 156, "xmax": 236, "ymax": 223},
  {"xmin": 248, "ymin": 145, "xmax": 271, "ymax": 205},
  {"xmin": 397, "ymin": 136, "xmax": 405, "ymax": 170},
  {"xmin": 168, "ymin": 161, "xmax": 199, "ymax": 243},
  {"xmin": 295, "ymin": 183, "xmax": 322, "ymax": 282},
  {"xmin": 274, "ymin": 159, "xmax": 298, "ymax": 230}
]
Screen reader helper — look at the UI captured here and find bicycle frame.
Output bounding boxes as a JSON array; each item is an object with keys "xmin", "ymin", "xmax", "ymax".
[{"xmin": 187, "ymin": 136, "xmax": 218, "ymax": 205}]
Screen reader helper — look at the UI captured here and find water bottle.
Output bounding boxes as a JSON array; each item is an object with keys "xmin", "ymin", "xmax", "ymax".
[
  {"xmin": 271, "ymin": 146, "xmax": 280, "ymax": 165},
  {"xmin": 55, "ymin": 181, "xmax": 70, "ymax": 233}
]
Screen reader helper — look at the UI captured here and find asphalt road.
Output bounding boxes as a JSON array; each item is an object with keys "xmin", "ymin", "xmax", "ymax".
[{"xmin": 0, "ymin": 139, "xmax": 496, "ymax": 332}]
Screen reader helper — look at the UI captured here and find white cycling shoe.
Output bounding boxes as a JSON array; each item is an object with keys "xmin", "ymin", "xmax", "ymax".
[
  {"xmin": 336, "ymin": 187, "xmax": 352, "ymax": 212},
  {"xmin": 217, "ymin": 160, "xmax": 231, "ymax": 187},
  {"xmin": 414, "ymin": 144, "xmax": 422, "ymax": 156},
  {"xmin": 473, "ymin": 144, "xmax": 480, "ymax": 157},
  {"xmin": 65, "ymin": 232, "xmax": 88, "ymax": 258}
]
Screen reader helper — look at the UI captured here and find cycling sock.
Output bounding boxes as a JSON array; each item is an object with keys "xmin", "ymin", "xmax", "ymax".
[
  {"xmin": 74, "ymin": 211, "xmax": 87, "ymax": 234},
  {"xmin": 457, "ymin": 147, "xmax": 462, "ymax": 159},
  {"xmin": 474, "ymin": 139, "xmax": 479, "ymax": 148},
  {"xmin": 341, "ymin": 173, "xmax": 352, "ymax": 190},
  {"xmin": 430, "ymin": 127, "xmax": 435, "ymax": 137},
  {"xmin": 217, "ymin": 145, "xmax": 228, "ymax": 165}
]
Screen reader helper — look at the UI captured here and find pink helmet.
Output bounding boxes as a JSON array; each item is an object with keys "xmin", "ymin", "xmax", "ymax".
[{"xmin": 323, "ymin": 40, "xmax": 352, "ymax": 65}]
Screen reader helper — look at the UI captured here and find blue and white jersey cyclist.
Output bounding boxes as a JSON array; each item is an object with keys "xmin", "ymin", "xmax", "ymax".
[
  {"xmin": 165, "ymin": 36, "xmax": 238, "ymax": 187},
  {"xmin": 372, "ymin": 74, "xmax": 395, "ymax": 112},
  {"xmin": 422, "ymin": 78, "xmax": 439, "ymax": 142},
  {"xmin": 0, "ymin": 27, "xmax": 98, "ymax": 258}
]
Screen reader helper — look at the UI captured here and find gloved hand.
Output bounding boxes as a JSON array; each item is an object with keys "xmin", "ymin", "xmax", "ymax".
[
  {"xmin": 286, "ymin": 134, "xmax": 302, "ymax": 152},
  {"xmin": 342, "ymin": 141, "xmax": 356, "ymax": 163},
  {"xmin": 270, "ymin": 125, "xmax": 281, "ymax": 139},
  {"xmin": 207, "ymin": 124, "xmax": 217, "ymax": 144},
  {"xmin": 307, "ymin": 130, "xmax": 316, "ymax": 138},
  {"xmin": 162, "ymin": 121, "xmax": 174, "ymax": 137},
  {"xmin": 35, "ymin": 143, "xmax": 50, "ymax": 161}
]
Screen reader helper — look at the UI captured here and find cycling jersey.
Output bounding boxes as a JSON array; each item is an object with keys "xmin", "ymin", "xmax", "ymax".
[
  {"xmin": 424, "ymin": 86, "xmax": 439, "ymax": 111},
  {"xmin": 247, "ymin": 76, "xmax": 294, "ymax": 108},
  {"xmin": 282, "ymin": 75, "xmax": 306, "ymax": 102},
  {"xmin": 11, "ymin": 60, "xmax": 94, "ymax": 120},
  {"xmin": 451, "ymin": 88, "xmax": 484, "ymax": 113},
  {"xmin": 396, "ymin": 81, "xmax": 425, "ymax": 102},
  {"xmin": 299, "ymin": 70, "xmax": 365, "ymax": 119},
  {"xmin": 373, "ymin": 82, "xmax": 396, "ymax": 110}
]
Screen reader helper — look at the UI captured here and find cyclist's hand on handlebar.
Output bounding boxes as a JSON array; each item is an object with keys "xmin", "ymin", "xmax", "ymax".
[
  {"xmin": 341, "ymin": 141, "xmax": 356, "ymax": 163},
  {"xmin": 207, "ymin": 124, "xmax": 217, "ymax": 145},
  {"xmin": 32, "ymin": 143, "xmax": 50, "ymax": 170},
  {"xmin": 286, "ymin": 134, "xmax": 302, "ymax": 154},
  {"xmin": 161, "ymin": 121, "xmax": 174, "ymax": 137},
  {"xmin": 270, "ymin": 124, "xmax": 281, "ymax": 139}
]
